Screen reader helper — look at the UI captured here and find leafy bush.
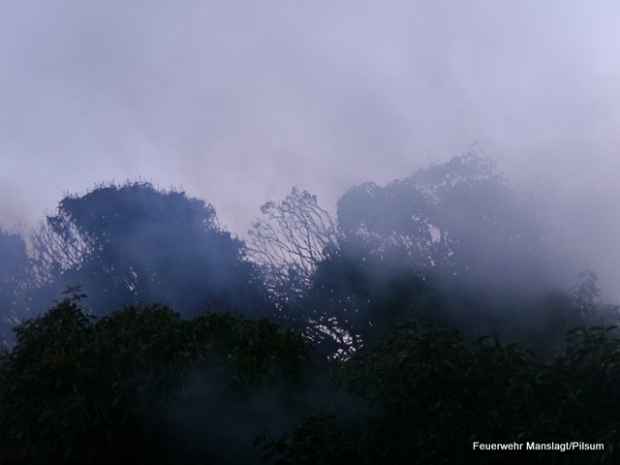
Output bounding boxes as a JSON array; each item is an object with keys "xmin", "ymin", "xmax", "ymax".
[
  {"xmin": 263, "ymin": 323, "xmax": 620, "ymax": 465},
  {"xmin": 0, "ymin": 297, "xmax": 310, "ymax": 464}
]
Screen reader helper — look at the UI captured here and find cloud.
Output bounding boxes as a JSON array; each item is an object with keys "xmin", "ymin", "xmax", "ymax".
[{"xmin": 1, "ymin": 0, "xmax": 618, "ymax": 294}]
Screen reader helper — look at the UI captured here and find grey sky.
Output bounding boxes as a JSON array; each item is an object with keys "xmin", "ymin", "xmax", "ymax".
[{"xmin": 1, "ymin": 1, "xmax": 619, "ymax": 293}]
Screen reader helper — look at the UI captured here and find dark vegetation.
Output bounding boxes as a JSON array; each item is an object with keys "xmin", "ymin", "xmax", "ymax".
[{"xmin": 0, "ymin": 154, "xmax": 618, "ymax": 464}]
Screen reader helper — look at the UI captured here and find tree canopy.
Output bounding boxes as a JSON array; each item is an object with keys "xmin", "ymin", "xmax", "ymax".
[
  {"xmin": 252, "ymin": 154, "xmax": 570, "ymax": 356},
  {"xmin": 0, "ymin": 230, "xmax": 29, "ymax": 343},
  {"xmin": 31, "ymin": 182, "xmax": 269, "ymax": 317},
  {"xmin": 0, "ymin": 154, "xmax": 618, "ymax": 464}
]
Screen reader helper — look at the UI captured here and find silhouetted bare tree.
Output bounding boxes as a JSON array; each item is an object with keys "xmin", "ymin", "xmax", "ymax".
[{"xmin": 248, "ymin": 187, "xmax": 340, "ymax": 308}]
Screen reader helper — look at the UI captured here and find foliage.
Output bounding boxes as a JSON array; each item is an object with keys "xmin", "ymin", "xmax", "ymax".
[
  {"xmin": 30, "ymin": 182, "xmax": 269, "ymax": 317},
  {"xmin": 0, "ymin": 229, "xmax": 30, "ymax": 344},
  {"xmin": 264, "ymin": 323, "xmax": 620, "ymax": 465},
  {"xmin": 336, "ymin": 151, "xmax": 552, "ymax": 302},
  {"xmin": 248, "ymin": 187, "xmax": 340, "ymax": 312},
  {"xmin": 295, "ymin": 246, "xmax": 436, "ymax": 357},
  {"xmin": 1, "ymin": 155, "xmax": 619, "ymax": 464},
  {"xmin": 0, "ymin": 297, "xmax": 310, "ymax": 464},
  {"xmin": 250, "ymin": 154, "xmax": 588, "ymax": 358}
]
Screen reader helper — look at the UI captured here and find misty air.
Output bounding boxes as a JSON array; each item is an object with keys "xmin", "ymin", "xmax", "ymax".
[{"xmin": 1, "ymin": 2, "xmax": 619, "ymax": 464}]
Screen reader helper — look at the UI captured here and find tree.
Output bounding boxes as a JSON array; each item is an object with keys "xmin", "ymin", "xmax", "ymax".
[
  {"xmin": 248, "ymin": 155, "xmax": 551, "ymax": 356},
  {"xmin": 0, "ymin": 297, "xmax": 311, "ymax": 464},
  {"xmin": 337, "ymin": 153, "xmax": 547, "ymax": 286},
  {"xmin": 332, "ymin": 152, "xmax": 560, "ymax": 342},
  {"xmin": 248, "ymin": 187, "xmax": 340, "ymax": 312},
  {"xmin": 298, "ymin": 245, "xmax": 435, "ymax": 357},
  {"xmin": 31, "ymin": 182, "xmax": 269, "ymax": 317},
  {"xmin": 249, "ymin": 154, "xmax": 605, "ymax": 358},
  {"xmin": 263, "ymin": 322, "xmax": 620, "ymax": 465},
  {"xmin": 0, "ymin": 229, "xmax": 29, "ymax": 343}
]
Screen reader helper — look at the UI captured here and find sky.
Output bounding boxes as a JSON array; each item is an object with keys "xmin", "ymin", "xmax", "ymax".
[{"xmin": 0, "ymin": 1, "xmax": 619, "ymax": 294}]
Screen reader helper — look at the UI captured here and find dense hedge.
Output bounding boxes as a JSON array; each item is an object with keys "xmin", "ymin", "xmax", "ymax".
[
  {"xmin": 2, "ymin": 298, "xmax": 620, "ymax": 464},
  {"xmin": 263, "ymin": 324, "xmax": 620, "ymax": 465},
  {"xmin": 0, "ymin": 298, "xmax": 310, "ymax": 464}
]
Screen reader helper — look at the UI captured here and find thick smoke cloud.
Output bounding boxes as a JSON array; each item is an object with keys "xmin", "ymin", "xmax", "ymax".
[{"xmin": 1, "ymin": 1, "xmax": 619, "ymax": 295}]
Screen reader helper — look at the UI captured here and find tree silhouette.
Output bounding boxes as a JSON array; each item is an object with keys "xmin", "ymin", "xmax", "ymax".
[
  {"xmin": 31, "ymin": 182, "xmax": 269, "ymax": 317},
  {"xmin": 337, "ymin": 153, "xmax": 548, "ymax": 287},
  {"xmin": 325, "ymin": 153, "xmax": 560, "ymax": 346},
  {"xmin": 0, "ymin": 230, "xmax": 29, "ymax": 343},
  {"xmin": 248, "ymin": 187, "xmax": 340, "ymax": 309}
]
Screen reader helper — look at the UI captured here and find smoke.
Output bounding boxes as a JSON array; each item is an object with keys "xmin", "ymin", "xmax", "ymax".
[{"xmin": 0, "ymin": 1, "xmax": 618, "ymax": 294}]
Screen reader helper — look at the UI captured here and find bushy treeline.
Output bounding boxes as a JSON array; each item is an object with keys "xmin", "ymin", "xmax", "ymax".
[
  {"xmin": 2, "ymin": 298, "xmax": 620, "ymax": 464},
  {"xmin": 0, "ymin": 296, "xmax": 311, "ymax": 464},
  {"xmin": 0, "ymin": 153, "xmax": 619, "ymax": 463},
  {"xmin": 267, "ymin": 325, "xmax": 620, "ymax": 465}
]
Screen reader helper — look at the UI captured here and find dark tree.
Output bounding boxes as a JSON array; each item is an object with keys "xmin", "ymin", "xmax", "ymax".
[
  {"xmin": 248, "ymin": 186, "xmax": 341, "ymax": 328},
  {"xmin": 337, "ymin": 153, "xmax": 549, "ymax": 288},
  {"xmin": 31, "ymin": 182, "xmax": 269, "ymax": 317},
  {"xmin": 0, "ymin": 230, "xmax": 29, "ymax": 343},
  {"xmin": 291, "ymin": 153, "xmax": 587, "ymax": 357},
  {"xmin": 248, "ymin": 187, "xmax": 436, "ymax": 357},
  {"xmin": 329, "ymin": 153, "xmax": 562, "ymax": 344},
  {"xmin": 299, "ymin": 244, "xmax": 435, "ymax": 357},
  {"xmin": 0, "ymin": 297, "xmax": 311, "ymax": 464}
]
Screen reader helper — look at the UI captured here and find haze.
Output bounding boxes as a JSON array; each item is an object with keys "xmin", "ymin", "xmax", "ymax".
[{"xmin": 1, "ymin": 1, "xmax": 619, "ymax": 295}]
